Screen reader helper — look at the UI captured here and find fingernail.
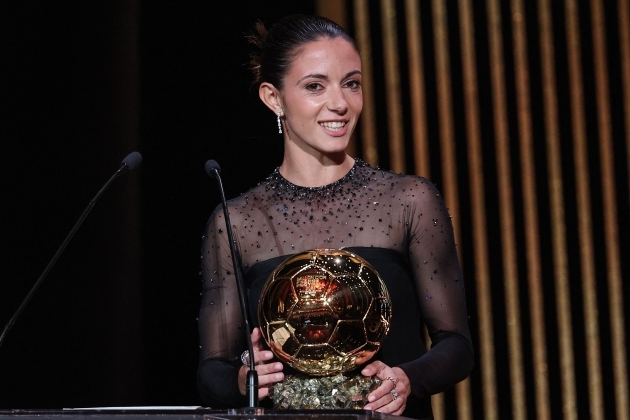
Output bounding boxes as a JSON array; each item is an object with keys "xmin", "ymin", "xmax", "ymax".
[
  {"xmin": 276, "ymin": 373, "xmax": 283, "ymax": 380},
  {"xmin": 368, "ymin": 395, "xmax": 375, "ymax": 402}
]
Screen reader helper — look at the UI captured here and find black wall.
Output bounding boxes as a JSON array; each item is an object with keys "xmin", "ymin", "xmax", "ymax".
[{"xmin": 1, "ymin": 1, "xmax": 314, "ymax": 408}]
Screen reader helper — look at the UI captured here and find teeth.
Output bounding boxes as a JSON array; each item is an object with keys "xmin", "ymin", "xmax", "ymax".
[{"xmin": 320, "ymin": 121, "xmax": 346, "ymax": 131}]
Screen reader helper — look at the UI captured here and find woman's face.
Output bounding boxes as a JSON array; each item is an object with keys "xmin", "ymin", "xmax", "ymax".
[{"xmin": 279, "ymin": 37, "xmax": 362, "ymax": 157}]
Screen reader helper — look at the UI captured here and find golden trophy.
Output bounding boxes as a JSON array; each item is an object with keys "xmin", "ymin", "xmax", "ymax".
[{"xmin": 258, "ymin": 249, "xmax": 392, "ymax": 409}]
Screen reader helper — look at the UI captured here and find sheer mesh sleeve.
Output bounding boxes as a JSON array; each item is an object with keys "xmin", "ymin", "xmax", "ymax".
[
  {"xmin": 197, "ymin": 204, "xmax": 247, "ymax": 407},
  {"xmin": 397, "ymin": 177, "xmax": 474, "ymax": 397}
]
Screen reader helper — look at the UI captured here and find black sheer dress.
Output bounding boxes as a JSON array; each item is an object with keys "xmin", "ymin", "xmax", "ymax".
[{"xmin": 197, "ymin": 159, "xmax": 473, "ymax": 419}]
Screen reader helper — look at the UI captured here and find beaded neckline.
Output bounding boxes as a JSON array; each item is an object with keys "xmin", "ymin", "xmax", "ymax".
[{"xmin": 262, "ymin": 158, "xmax": 371, "ymax": 202}]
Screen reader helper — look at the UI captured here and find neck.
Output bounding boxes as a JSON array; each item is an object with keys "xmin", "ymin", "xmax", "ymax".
[{"xmin": 279, "ymin": 152, "xmax": 355, "ymax": 188}]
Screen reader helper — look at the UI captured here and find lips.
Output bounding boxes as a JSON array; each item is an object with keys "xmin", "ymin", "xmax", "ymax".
[{"xmin": 319, "ymin": 121, "xmax": 347, "ymax": 131}]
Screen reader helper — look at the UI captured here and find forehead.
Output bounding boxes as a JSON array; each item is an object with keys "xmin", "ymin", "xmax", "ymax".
[{"xmin": 286, "ymin": 37, "xmax": 361, "ymax": 79}]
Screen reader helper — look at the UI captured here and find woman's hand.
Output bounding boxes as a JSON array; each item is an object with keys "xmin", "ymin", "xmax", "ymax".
[
  {"xmin": 237, "ymin": 327, "xmax": 284, "ymax": 400},
  {"xmin": 361, "ymin": 361, "xmax": 411, "ymax": 415}
]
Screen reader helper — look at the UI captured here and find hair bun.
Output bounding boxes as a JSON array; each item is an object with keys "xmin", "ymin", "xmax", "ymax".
[
  {"xmin": 245, "ymin": 14, "xmax": 356, "ymax": 89},
  {"xmin": 247, "ymin": 20, "xmax": 269, "ymax": 85}
]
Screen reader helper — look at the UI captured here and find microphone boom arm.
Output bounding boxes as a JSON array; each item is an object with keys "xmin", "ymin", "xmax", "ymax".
[
  {"xmin": 0, "ymin": 153, "xmax": 142, "ymax": 349},
  {"xmin": 206, "ymin": 161, "xmax": 259, "ymax": 409}
]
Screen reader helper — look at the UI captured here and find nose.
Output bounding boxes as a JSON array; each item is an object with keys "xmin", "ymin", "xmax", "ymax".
[{"xmin": 327, "ymin": 86, "xmax": 348, "ymax": 114}]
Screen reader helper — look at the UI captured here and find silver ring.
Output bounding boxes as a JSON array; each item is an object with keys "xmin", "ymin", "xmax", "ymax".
[
  {"xmin": 240, "ymin": 350, "xmax": 250, "ymax": 366},
  {"xmin": 385, "ymin": 376, "xmax": 398, "ymax": 390},
  {"xmin": 390, "ymin": 389, "xmax": 398, "ymax": 401}
]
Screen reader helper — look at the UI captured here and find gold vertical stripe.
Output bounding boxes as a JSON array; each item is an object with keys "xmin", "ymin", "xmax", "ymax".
[
  {"xmin": 404, "ymin": 0, "xmax": 430, "ymax": 178},
  {"xmin": 486, "ymin": 0, "xmax": 519, "ymax": 418},
  {"xmin": 621, "ymin": 0, "xmax": 630, "ymax": 208},
  {"xmin": 616, "ymin": 0, "xmax": 630, "ymax": 411},
  {"xmin": 456, "ymin": 1, "xmax": 486, "ymax": 419},
  {"xmin": 432, "ymin": 0, "xmax": 460, "ymax": 234},
  {"xmin": 564, "ymin": 0, "xmax": 604, "ymax": 418},
  {"xmin": 353, "ymin": 0, "xmax": 378, "ymax": 166},
  {"xmin": 380, "ymin": 0, "xmax": 405, "ymax": 173},
  {"xmin": 510, "ymin": 2, "xmax": 551, "ymax": 419},
  {"xmin": 315, "ymin": 0, "xmax": 347, "ymax": 28},
  {"xmin": 589, "ymin": 1, "xmax": 629, "ymax": 419},
  {"xmin": 315, "ymin": 0, "xmax": 356, "ymax": 157},
  {"xmin": 617, "ymin": 0, "xmax": 630, "ymax": 407},
  {"xmin": 431, "ymin": 3, "xmax": 460, "ymax": 416},
  {"xmin": 537, "ymin": 0, "xmax": 578, "ymax": 418}
]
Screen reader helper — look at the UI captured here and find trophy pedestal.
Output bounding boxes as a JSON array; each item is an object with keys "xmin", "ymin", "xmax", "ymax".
[{"xmin": 269, "ymin": 373, "xmax": 382, "ymax": 410}]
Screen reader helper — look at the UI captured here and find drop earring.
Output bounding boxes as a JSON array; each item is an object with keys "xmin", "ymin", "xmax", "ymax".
[{"xmin": 277, "ymin": 109, "xmax": 283, "ymax": 134}]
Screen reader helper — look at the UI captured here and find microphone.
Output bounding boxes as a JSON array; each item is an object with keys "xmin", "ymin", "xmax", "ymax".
[
  {"xmin": 205, "ymin": 159, "xmax": 259, "ymax": 409},
  {"xmin": 0, "ymin": 151, "xmax": 143, "ymax": 349}
]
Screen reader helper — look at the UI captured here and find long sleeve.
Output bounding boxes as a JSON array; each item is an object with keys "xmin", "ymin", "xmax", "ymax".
[
  {"xmin": 398, "ymin": 177, "xmax": 474, "ymax": 397},
  {"xmin": 197, "ymin": 204, "xmax": 246, "ymax": 407}
]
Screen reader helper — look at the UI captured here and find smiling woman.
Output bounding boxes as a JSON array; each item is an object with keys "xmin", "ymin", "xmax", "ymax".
[
  {"xmin": 196, "ymin": 14, "xmax": 474, "ymax": 420},
  {"xmin": 259, "ymin": 36, "xmax": 362, "ymax": 186}
]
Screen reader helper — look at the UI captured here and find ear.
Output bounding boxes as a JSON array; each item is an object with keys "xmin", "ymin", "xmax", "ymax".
[{"xmin": 259, "ymin": 82, "xmax": 283, "ymax": 114}]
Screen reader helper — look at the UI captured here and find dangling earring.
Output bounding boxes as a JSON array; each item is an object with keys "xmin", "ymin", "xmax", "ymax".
[{"xmin": 277, "ymin": 109, "xmax": 283, "ymax": 134}]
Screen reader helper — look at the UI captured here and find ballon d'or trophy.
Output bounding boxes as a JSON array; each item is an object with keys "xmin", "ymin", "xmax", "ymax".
[{"xmin": 258, "ymin": 249, "xmax": 392, "ymax": 409}]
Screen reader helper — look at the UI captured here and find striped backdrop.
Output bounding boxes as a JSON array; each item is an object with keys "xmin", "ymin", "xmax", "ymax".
[{"xmin": 317, "ymin": 1, "xmax": 629, "ymax": 419}]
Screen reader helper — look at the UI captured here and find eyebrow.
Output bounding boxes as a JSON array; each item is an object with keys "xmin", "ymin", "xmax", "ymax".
[{"xmin": 296, "ymin": 70, "xmax": 362, "ymax": 85}]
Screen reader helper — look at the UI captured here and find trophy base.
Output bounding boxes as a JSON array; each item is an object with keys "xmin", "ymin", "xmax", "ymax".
[{"xmin": 269, "ymin": 373, "xmax": 382, "ymax": 410}]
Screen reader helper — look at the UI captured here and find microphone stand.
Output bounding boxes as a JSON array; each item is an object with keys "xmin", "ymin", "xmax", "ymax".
[
  {"xmin": 205, "ymin": 160, "xmax": 259, "ymax": 409},
  {"xmin": 0, "ymin": 152, "xmax": 142, "ymax": 349}
]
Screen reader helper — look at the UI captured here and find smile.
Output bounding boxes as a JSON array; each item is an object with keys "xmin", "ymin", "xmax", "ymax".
[{"xmin": 319, "ymin": 121, "xmax": 347, "ymax": 131}]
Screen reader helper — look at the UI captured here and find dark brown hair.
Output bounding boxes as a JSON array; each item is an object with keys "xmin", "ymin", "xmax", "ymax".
[{"xmin": 248, "ymin": 14, "xmax": 358, "ymax": 89}]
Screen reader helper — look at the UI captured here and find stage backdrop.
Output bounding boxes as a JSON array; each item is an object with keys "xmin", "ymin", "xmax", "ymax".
[
  {"xmin": 318, "ymin": 1, "xmax": 630, "ymax": 420},
  {"xmin": 2, "ymin": 1, "xmax": 629, "ymax": 420}
]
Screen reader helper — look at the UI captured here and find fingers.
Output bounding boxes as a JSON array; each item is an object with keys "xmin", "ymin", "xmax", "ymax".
[
  {"xmin": 248, "ymin": 345, "xmax": 283, "ymax": 386},
  {"xmin": 256, "ymin": 360, "xmax": 284, "ymax": 400},
  {"xmin": 250, "ymin": 327, "xmax": 273, "ymax": 365},
  {"xmin": 251, "ymin": 327, "xmax": 264, "ymax": 350},
  {"xmin": 361, "ymin": 363, "xmax": 408, "ymax": 414},
  {"xmin": 367, "ymin": 389, "xmax": 404, "ymax": 414},
  {"xmin": 251, "ymin": 348, "xmax": 273, "ymax": 366},
  {"xmin": 258, "ymin": 386, "xmax": 271, "ymax": 400},
  {"xmin": 255, "ymin": 360, "xmax": 283, "ymax": 379},
  {"xmin": 360, "ymin": 359, "xmax": 386, "ymax": 377},
  {"xmin": 247, "ymin": 328, "xmax": 286, "ymax": 400},
  {"xmin": 256, "ymin": 362, "xmax": 284, "ymax": 386},
  {"xmin": 361, "ymin": 360, "xmax": 387, "ymax": 403},
  {"xmin": 363, "ymin": 380, "xmax": 403, "ymax": 413},
  {"xmin": 239, "ymin": 353, "xmax": 285, "ymax": 398}
]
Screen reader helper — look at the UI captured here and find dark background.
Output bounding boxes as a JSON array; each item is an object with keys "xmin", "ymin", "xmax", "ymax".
[
  {"xmin": 1, "ymin": 0, "xmax": 315, "ymax": 408},
  {"xmin": 3, "ymin": 1, "xmax": 629, "ymax": 418}
]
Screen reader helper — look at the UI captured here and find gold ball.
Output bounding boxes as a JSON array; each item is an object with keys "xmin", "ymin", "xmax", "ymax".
[{"xmin": 258, "ymin": 249, "xmax": 392, "ymax": 376}]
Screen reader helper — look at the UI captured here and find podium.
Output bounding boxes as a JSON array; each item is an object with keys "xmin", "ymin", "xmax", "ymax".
[{"xmin": 0, "ymin": 408, "xmax": 415, "ymax": 420}]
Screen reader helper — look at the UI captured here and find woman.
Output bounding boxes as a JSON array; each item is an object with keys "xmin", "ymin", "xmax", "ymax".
[{"xmin": 197, "ymin": 14, "xmax": 473, "ymax": 419}]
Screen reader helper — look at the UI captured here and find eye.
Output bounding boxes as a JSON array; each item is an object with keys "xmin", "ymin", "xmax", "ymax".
[
  {"xmin": 305, "ymin": 82, "xmax": 323, "ymax": 92},
  {"xmin": 344, "ymin": 79, "xmax": 361, "ymax": 91}
]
